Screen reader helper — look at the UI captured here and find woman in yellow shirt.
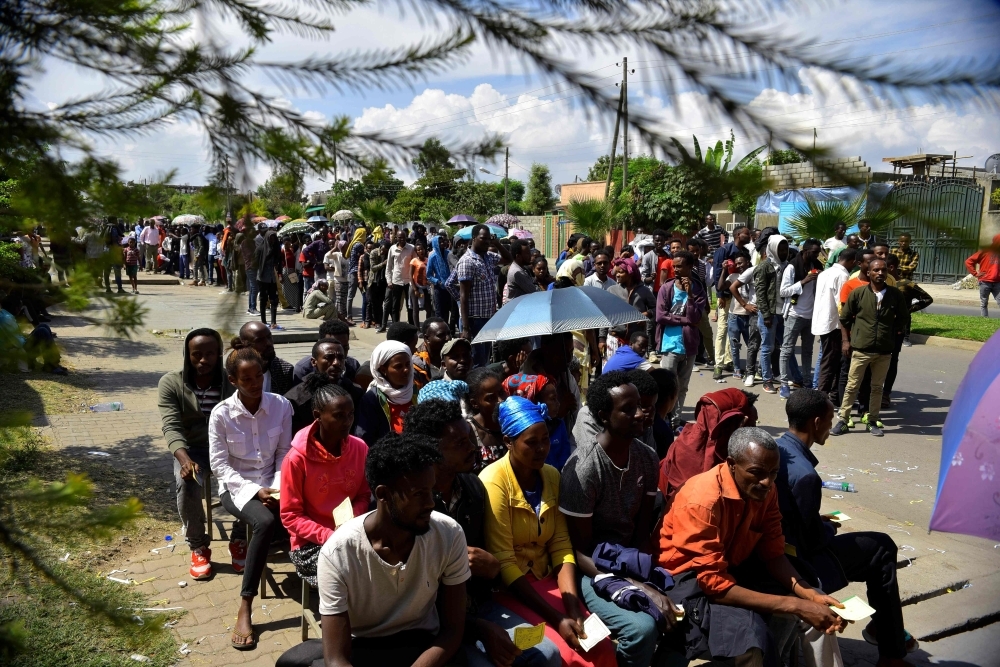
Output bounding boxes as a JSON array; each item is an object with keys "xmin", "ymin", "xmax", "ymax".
[{"xmin": 480, "ymin": 397, "xmax": 614, "ymax": 667}]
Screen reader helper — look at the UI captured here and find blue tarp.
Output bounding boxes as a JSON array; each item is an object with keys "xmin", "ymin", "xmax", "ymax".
[{"xmin": 756, "ymin": 184, "xmax": 893, "ymax": 237}]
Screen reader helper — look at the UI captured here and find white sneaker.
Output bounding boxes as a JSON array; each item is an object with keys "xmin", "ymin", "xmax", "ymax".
[{"xmin": 744, "ymin": 374, "xmax": 755, "ymax": 387}]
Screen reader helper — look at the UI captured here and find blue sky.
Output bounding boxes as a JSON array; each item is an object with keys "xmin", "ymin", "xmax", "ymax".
[{"xmin": 25, "ymin": 0, "xmax": 1000, "ymax": 194}]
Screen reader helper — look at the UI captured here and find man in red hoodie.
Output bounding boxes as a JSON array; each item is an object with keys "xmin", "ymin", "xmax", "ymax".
[
  {"xmin": 659, "ymin": 388, "xmax": 759, "ymax": 505},
  {"xmin": 965, "ymin": 234, "xmax": 1000, "ymax": 317}
]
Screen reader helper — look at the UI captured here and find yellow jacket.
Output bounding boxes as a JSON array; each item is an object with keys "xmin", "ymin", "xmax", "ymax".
[{"xmin": 479, "ymin": 454, "xmax": 576, "ymax": 587}]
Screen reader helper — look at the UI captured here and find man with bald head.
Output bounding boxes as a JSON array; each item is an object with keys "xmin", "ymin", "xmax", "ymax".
[
  {"xmin": 659, "ymin": 428, "xmax": 848, "ymax": 666},
  {"xmin": 237, "ymin": 320, "xmax": 294, "ymax": 395}
]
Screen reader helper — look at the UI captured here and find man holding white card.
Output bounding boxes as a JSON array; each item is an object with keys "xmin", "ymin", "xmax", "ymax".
[
  {"xmin": 659, "ymin": 428, "xmax": 849, "ymax": 667},
  {"xmin": 776, "ymin": 390, "xmax": 916, "ymax": 665}
]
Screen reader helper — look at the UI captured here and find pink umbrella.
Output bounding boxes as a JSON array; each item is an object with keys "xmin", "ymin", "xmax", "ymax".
[
  {"xmin": 509, "ymin": 228, "xmax": 534, "ymax": 239},
  {"xmin": 275, "ymin": 215, "xmax": 291, "ymax": 222}
]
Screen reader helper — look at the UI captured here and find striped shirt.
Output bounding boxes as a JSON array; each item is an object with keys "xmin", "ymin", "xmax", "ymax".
[
  {"xmin": 695, "ymin": 226, "xmax": 726, "ymax": 252},
  {"xmin": 194, "ymin": 385, "xmax": 222, "ymax": 416}
]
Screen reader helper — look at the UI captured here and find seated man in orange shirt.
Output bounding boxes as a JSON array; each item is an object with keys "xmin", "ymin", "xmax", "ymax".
[{"xmin": 658, "ymin": 427, "xmax": 848, "ymax": 667}]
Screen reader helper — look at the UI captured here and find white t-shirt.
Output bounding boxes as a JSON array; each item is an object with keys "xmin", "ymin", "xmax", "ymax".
[
  {"xmin": 317, "ymin": 511, "xmax": 470, "ymax": 637},
  {"xmin": 824, "ymin": 236, "xmax": 846, "ymax": 254},
  {"xmin": 731, "ymin": 266, "xmax": 757, "ymax": 315}
]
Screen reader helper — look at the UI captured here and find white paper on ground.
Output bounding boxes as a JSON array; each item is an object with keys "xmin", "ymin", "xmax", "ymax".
[
  {"xmin": 830, "ymin": 595, "xmax": 876, "ymax": 621},
  {"xmin": 578, "ymin": 614, "xmax": 611, "ymax": 653}
]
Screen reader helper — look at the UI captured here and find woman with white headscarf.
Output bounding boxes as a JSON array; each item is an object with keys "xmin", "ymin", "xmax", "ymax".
[
  {"xmin": 353, "ymin": 340, "xmax": 416, "ymax": 446},
  {"xmin": 549, "ymin": 258, "xmax": 584, "ymax": 290}
]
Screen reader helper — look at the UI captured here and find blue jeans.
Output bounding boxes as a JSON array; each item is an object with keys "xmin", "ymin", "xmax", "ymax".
[
  {"xmin": 246, "ymin": 269, "xmax": 259, "ymax": 311},
  {"xmin": 727, "ymin": 313, "xmax": 760, "ymax": 377},
  {"xmin": 580, "ymin": 576, "xmax": 684, "ymax": 667},
  {"xmin": 179, "ymin": 254, "xmax": 189, "ymax": 279},
  {"xmin": 207, "ymin": 254, "xmax": 216, "ymax": 283},
  {"xmin": 464, "ymin": 600, "xmax": 561, "ymax": 667},
  {"xmin": 779, "ymin": 314, "xmax": 810, "ymax": 388},
  {"xmin": 468, "ymin": 316, "xmax": 492, "ymax": 368}
]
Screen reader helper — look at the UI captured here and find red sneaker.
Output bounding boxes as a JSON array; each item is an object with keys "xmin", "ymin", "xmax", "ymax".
[
  {"xmin": 229, "ymin": 540, "xmax": 247, "ymax": 573},
  {"xmin": 190, "ymin": 547, "xmax": 213, "ymax": 580}
]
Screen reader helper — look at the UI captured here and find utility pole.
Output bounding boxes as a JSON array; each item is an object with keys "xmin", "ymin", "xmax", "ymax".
[
  {"xmin": 333, "ymin": 142, "xmax": 338, "ymax": 184},
  {"xmin": 622, "ymin": 57, "xmax": 629, "ymax": 198},
  {"xmin": 621, "ymin": 57, "xmax": 630, "ymax": 239},
  {"xmin": 224, "ymin": 155, "xmax": 232, "ymax": 219},
  {"xmin": 603, "ymin": 85, "xmax": 623, "ymax": 199},
  {"xmin": 812, "ymin": 128, "xmax": 817, "ymax": 187},
  {"xmin": 504, "ymin": 147, "xmax": 509, "ymax": 214}
]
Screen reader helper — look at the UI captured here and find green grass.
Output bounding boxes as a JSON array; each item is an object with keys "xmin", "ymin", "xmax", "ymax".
[
  {"xmin": 910, "ymin": 312, "xmax": 1000, "ymax": 342},
  {"xmin": 0, "ymin": 428, "xmax": 180, "ymax": 666}
]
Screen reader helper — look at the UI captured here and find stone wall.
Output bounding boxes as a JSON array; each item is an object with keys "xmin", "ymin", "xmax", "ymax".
[{"xmin": 763, "ymin": 157, "xmax": 870, "ymax": 190}]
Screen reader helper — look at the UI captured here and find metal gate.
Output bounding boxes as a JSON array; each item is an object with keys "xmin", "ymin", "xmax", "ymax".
[{"xmin": 885, "ymin": 177, "xmax": 984, "ymax": 283}]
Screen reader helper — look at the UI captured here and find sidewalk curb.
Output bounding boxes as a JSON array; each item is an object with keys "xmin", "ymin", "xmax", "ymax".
[{"xmin": 908, "ymin": 333, "xmax": 984, "ymax": 352}]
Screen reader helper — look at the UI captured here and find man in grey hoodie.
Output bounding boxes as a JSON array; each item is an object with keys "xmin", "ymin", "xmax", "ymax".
[{"xmin": 158, "ymin": 328, "xmax": 234, "ymax": 580}]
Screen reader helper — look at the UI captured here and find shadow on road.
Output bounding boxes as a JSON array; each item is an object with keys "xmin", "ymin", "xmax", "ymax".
[{"xmin": 59, "ymin": 335, "xmax": 164, "ymax": 358}]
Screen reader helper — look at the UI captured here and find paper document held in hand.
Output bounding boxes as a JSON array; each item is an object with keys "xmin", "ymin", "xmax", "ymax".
[
  {"xmin": 513, "ymin": 623, "xmax": 546, "ymax": 650},
  {"xmin": 831, "ymin": 595, "xmax": 875, "ymax": 621},
  {"xmin": 333, "ymin": 497, "xmax": 354, "ymax": 528},
  {"xmin": 578, "ymin": 614, "xmax": 611, "ymax": 653}
]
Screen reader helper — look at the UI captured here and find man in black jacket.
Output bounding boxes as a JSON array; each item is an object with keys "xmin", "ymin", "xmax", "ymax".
[{"xmin": 832, "ymin": 258, "xmax": 908, "ymax": 437}]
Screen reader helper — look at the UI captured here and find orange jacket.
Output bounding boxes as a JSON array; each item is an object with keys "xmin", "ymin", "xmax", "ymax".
[{"xmin": 658, "ymin": 463, "xmax": 786, "ymax": 596}]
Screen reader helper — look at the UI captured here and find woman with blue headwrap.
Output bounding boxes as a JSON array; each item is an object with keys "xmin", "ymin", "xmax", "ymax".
[{"xmin": 479, "ymin": 398, "xmax": 616, "ymax": 666}]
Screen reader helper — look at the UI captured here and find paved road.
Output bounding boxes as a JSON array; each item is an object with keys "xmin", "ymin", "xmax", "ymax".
[
  {"xmin": 34, "ymin": 284, "xmax": 1000, "ymax": 666},
  {"xmin": 924, "ymin": 303, "xmax": 998, "ymax": 318}
]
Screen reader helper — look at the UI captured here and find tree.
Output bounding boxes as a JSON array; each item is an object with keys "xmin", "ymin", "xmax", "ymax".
[
  {"xmin": 524, "ymin": 163, "xmax": 556, "ymax": 214},
  {"xmin": 785, "ymin": 187, "xmax": 902, "ymax": 242},
  {"xmin": 727, "ymin": 159, "xmax": 765, "ymax": 223},
  {"xmin": 413, "ymin": 139, "xmax": 466, "ymax": 199},
  {"xmin": 354, "ymin": 198, "xmax": 391, "ymax": 228},
  {"xmin": 765, "ymin": 149, "xmax": 806, "ymax": 166},
  {"xmin": 389, "ymin": 187, "xmax": 425, "ymax": 223},
  {"xmin": 565, "ymin": 197, "xmax": 621, "ymax": 240}
]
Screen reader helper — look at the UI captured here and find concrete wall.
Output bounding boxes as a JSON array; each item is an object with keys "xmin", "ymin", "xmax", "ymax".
[
  {"xmin": 763, "ymin": 157, "xmax": 871, "ymax": 190},
  {"xmin": 976, "ymin": 175, "xmax": 1000, "ymax": 246},
  {"xmin": 559, "ymin": 181, "xmax": 606, "ymax": 207}
]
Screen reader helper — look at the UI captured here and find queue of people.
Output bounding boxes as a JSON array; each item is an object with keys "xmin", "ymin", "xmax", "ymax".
[{"xmin": 156, "ymin": 220, "xmax": 923, "ymax": 667}]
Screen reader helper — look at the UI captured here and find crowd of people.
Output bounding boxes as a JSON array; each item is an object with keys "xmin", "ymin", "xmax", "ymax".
[{"xmin": 153, "ymin": 217, "xmax": 935, "ymax": 667}]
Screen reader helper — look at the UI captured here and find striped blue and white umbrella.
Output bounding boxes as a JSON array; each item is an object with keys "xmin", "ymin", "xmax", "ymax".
[{"xmin": 471, "ymin": 285, "xmax": 646, "ymax": 343}]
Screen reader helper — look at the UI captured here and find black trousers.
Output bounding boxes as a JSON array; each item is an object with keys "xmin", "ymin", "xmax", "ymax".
[
  {"xmin": 219, "ymin": 492, "xmax": 285, "ymax": 599},
  {"xmin": 368, "ymin": 281, "xmax": 385, "ymax": 325},
  {"xmin": 837, "ymin": 348, "xmax": 852, "ymax": 415},
  {"xmin": 882, "ymin": 333, "xmax": 906, "ymax": 397},
  {"xmin": 275, "ymin": 630, "xmax": 436, "ymax": 667},
  {"xmin": 817, "ymin": 329, "xmax": 842, "ymax": 397},
  {"xmin": 382, "ymin": 283, "xmax": 409, "ymax": 328},
  {"xmin": 829, "ymin": 531, "xmax": 906, "ymax": 659},
  {"xmin": 259, "ymin": 280, "xmax": 279, "ymax": 326}
]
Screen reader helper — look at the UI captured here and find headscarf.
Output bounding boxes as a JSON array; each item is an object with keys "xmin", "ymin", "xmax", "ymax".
[
  {"xmin": 765, "ymin": 234, "xmax": 788, "ymax": 271},
  {"xmin": 418, "ymin": 379, "xmax": 469, "ymax": 404},
  {"xmin": 350, "ymin": 227, "xmax": 367, "ymax": 250},
  {"xmin": 503, "ymin": 374, "xmax": 551, "ymax": 403},
  {"xmin": 337, "ymin": 239, "xmax": 347, "ymax": 252},
  {"xmin": 498, "ymin": 396, "xmax": 548, "ymax": 439},
  {"xmin": 429, "ymin": 234, "xmax": 450, "ymax": 283},
  {"xmin": 369, "ymin": 340, "xmax": 414, "ymax": 405},
  {"xmin": 556, "ymin": 258, "xmax": 585, "ymax": 286},
  {"xmin": 372, "ymin": 225, "xmax": 383, "ymax": 243},
  {"xmin": 611, "ymin": 256, "xmax": 640, "ymax": 285}
]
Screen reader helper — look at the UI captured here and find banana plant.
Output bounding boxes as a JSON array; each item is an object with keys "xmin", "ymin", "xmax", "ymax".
[{"xmin": 672, "ymin": 130, "xmax": 766, "ymax": 175}]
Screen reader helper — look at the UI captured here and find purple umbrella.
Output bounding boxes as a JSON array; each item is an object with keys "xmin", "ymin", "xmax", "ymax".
[
  {"xmin": 486, "ymin": 213, "xmax": 520, "ymax": 228},
  {"xmin": 448, "ymin": 214, "xmax": 478, "ymax": 224},
  {"xmin": 929, "ymin": 330, "xmax": 1000, "ymax": 541}
]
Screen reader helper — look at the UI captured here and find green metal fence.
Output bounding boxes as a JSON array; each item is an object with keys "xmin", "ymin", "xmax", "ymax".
[{"xmin": 884, "ymin": 177, "xmax": 984, "ymax": 283}]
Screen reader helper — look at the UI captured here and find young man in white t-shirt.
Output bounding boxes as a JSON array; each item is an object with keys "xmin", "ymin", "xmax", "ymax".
[
  {"xmin": 276, "ymin": 433, "xmax": 470, "ymax": 667},
  {"xmin": 727, "ymin": 251, "xmax": 761, "ymax": 387}
]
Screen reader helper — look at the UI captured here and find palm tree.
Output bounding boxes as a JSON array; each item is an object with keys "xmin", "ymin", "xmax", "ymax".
[
  {"xmin": 785, "ymin": 187, "xmax": 902, "ymax": 242},
  {"xmin": 565, "ymin": 197, "xmax": 621, "ymax": 240},
  {"xmin": 353, "ymin": 198, "xmax": 390, "ymax": 228}
]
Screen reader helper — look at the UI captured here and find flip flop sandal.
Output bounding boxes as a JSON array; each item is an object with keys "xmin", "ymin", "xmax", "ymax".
[
  {"xmin": 231, "ymin": 628, "xmax": 257, "ymax": 650},
  {"xmin": 862, "ymin": 627, "xmax": 918, "ymax": 654}
]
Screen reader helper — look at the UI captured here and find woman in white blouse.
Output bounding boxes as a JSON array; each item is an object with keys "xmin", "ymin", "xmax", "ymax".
[{"xmin": 209, "ymin": 339, "xmax": 293, "ymax": 651}]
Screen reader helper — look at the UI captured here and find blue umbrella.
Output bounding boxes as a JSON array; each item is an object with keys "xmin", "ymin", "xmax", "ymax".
[
  {"xmin": 307, "ymin": 215, "xmax": 328, "ymax": 223},
  {"xmin": 471, "ymin": 286, "xmax": 647, "ymax": 343},
  {"xmin": 930, "ymin": 330, "xmax": 1000, "ymax": 540},
  {"xmin": 453, "ymin": 224, "xmax": 507, "ymax": 240},
  {"xmin": 448, "ymin": 214, "xmax": 478, "ymax": 224}
]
